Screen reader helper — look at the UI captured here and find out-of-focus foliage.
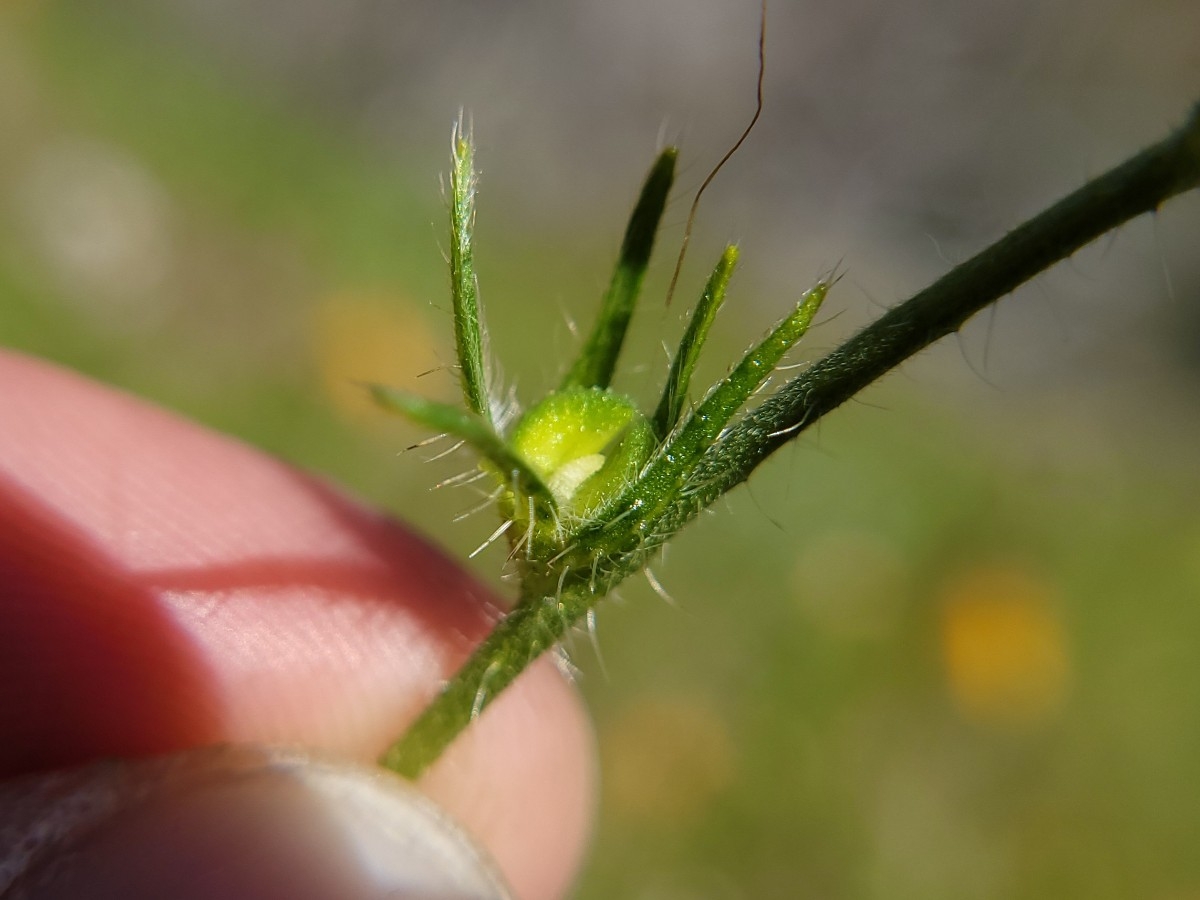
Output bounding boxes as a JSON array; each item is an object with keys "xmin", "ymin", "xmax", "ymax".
[{"xmin": 2, "ymin": 2, "xmax": 1199, "ymax": 897}]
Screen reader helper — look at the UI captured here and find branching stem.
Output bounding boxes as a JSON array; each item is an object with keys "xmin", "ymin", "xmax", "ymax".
[{"xmin": 382, "ymin": 103, "xmax": 1200, "ymax": 780}]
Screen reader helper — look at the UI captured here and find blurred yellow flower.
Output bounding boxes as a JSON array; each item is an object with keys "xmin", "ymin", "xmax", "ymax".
[
  {"xmin": 939, "ymin": 565, "xmax": 1071, "ymax": 728},
  {"xmin": 310, "ymin": 290, "xmax": 447, "ymax": 422}
]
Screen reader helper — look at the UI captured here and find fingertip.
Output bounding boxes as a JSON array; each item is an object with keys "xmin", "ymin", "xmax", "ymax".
[
  {"xmin": 0, "ymin": 351, "xmax": 598, "ymax": 896},
  {"xmin": 2, "ymin": 746, "xmax": 513, "ymax": 900}
]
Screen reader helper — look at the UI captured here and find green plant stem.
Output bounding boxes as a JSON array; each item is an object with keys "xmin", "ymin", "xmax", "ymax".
[
  {"xmin": 382, "ymin": 103, "xmax": 1200, "ymax": 780},
  {"xmin": 670, "ymin": 102, "xmax": 1200, "ymax": 527},
  {"xmin": 382, "ymin": 582, "xmax": 585, "ymax": 778}
]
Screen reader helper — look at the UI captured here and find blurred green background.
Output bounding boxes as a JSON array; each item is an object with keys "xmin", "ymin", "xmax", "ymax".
[{"xmin": 3, "ymin": 1, "xmax": 1200, "ymax": 897}]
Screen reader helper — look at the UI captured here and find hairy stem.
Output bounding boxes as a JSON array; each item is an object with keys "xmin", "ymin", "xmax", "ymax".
[
  {"xmin": 671, "ymin": 103, "xmax": 1200, "ymax": 526},
  {"xmin": 382, "ymin": 580, "xmax": 589, "ymax": 778},
  {"xmin": 382, "ymin": 103, "xmax": 1200, "ymax": 780}
]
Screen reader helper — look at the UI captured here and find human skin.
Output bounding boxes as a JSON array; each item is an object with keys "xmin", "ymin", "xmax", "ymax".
[{"xmin": 0, "ymin": 349, "xmax": 595, "ymax": 899}]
